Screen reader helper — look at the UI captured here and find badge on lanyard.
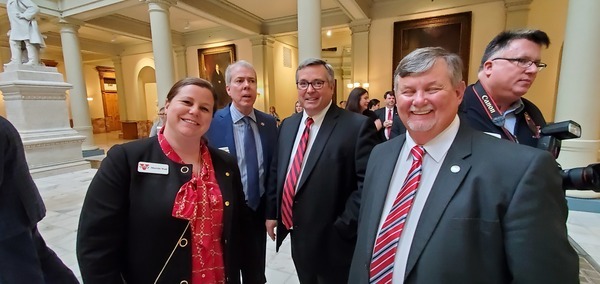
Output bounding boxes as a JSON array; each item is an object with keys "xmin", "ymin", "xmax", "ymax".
[{"xmin": 137, "ymin": 161, "xmax": 169, "ymax": 175}]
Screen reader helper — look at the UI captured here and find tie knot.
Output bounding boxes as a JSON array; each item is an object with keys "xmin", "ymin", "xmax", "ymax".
[
  {"xmin": 243, "ymin": 116, "xmax": 252, "ymax": 125},
  {"xmin": 411, "ymin": 146, "xmax": 425, "ymax": 162},
  {"xmin": 305, "ymin": 117, "xmax": 314, "ymax": 128}
]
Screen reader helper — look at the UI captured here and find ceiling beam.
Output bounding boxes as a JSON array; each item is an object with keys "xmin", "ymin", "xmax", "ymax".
[
  {"xmin": 85, "ymin": 15, "xmax": 153, "ymax": 41},
  {"xmin": 335, "ymin": 0, "xmax": 370, "ymax": 20},
  {"xmin": 177, "ymin": 0, "xmax": 262, "ymax": 35}
]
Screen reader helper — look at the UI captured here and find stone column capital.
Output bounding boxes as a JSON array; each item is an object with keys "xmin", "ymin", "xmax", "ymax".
[
  {"xmin": 504, "ymin": 0, "xmax": 533, "ymax": 11},
  {"xmin": 57, "ymin": 17, "xmax": 85, "ymax": 31},
  {"xmin": 250, "ymin": 35, "xmax": 275, "ymax": 47},
  {"xmin": 143, "ymin": 0, "xmax": 177, "ymax": 6},
  {"xmin": 349, "ymin": 19, "xmax": 371, "ymax": 34}
]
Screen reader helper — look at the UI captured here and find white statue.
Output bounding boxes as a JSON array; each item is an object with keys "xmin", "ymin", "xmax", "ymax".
[{"xmin": 6, "ymin": 0, "xmax": 45, "ymax": 66}]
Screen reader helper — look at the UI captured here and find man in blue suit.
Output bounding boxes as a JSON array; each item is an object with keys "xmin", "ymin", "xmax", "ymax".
[{"xmin": 205, "ymin": 60, "xmax": 278, "ymax": 284}]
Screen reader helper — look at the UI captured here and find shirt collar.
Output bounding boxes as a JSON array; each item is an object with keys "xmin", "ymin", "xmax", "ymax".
[
  {"xmin": 404, "ymin": 115, "xmax": 460, "ymax": 163},
  {"xmin": 230, "ymin": 104, "xmax": 256, "ymax": 124},
  {"xmin": 504, "ymin": 99, "xmax": 525, "ymax": 115},
  {"xmin": 301, "ymin": 100, "xmax": 332, "ymax": 125}
]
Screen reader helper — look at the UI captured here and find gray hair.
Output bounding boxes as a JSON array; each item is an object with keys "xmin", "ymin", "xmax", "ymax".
[
  {"xmin": 225, "ymin": 60, "xmax": 256, "ymax": 86},
  {"xmin": 393, "ymin": 47, "xmax": 463, "ymax": 91},
  {"xmin": 296, "ymin": 58, "xmax": 335, "ymax": 84}
]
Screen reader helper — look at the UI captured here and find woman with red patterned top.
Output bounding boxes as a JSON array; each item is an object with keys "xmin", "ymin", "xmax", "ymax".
[{"xmin": 77, "ymin": 77, "xmax": 248, "ymax": 284}]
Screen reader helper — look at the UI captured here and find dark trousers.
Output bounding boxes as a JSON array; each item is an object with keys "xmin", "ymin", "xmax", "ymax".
[
  {"xmin": 290, "ymin": 231, "xmax": 350, "ymax": 284},
  {"xmin": 0, "ymin": 226, "xmax": 79, "ymax": 283},
  {"xmin": 240, "ymin": 199, "xmax": 267, "ymax": 284}
]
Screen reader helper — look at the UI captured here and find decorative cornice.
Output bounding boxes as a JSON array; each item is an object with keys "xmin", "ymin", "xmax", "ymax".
[
  {"xmin": 249, "ymin": 35, "xmax": 275, "ymax": 47},
  {"xmin": 3, "ymin": 94, "xmax": 67, "ymax": 101}
]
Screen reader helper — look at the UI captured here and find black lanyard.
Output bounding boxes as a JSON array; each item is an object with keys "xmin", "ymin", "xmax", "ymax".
[{"xmin": 471, "ymin": 82, "xmax": 541, "ymax": 143}]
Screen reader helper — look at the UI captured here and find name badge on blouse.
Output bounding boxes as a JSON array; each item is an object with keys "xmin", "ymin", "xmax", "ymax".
[{"xmin": 137, "ymin": 162, "xmax": 169, "ymax": 175}]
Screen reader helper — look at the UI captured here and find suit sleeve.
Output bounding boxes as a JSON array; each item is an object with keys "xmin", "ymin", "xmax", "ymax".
[
  {"xmin": 335, "ymin": 117, "xmax": 379, "ymax": 238},
  {"xmin": 77, "ymin": 145, "xmax": 131, "ymax": 283},
  {"xmin": 265, "ymin": 127, "xmax": 281, "ymax": 220},
  {"xmin": 503, "ymin": 151, "xmax": 578, "ymax": 283},
  {"xmin": 390, "ymin": 116, "xmax": 406, "ymax": 138}
]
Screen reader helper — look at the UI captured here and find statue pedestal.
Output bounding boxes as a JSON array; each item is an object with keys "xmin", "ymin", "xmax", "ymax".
[{"xmin": 0, "ymin": 64, "xmax": 90, "ymax": 178}]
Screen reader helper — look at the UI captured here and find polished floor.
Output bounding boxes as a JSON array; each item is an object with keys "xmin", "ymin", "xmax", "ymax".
[{"xmin": 31, "ymin": 131, "xmax": 600, "ymax": 283}]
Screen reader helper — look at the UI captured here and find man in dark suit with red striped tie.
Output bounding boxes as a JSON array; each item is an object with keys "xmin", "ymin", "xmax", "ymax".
[
  {"xmin": 374, "ymin": 90, "xmax": 405, "ymax": 140},
  {"xmin": 349, "ymin": 47, "xmax": 577, "ymax": 283},
  {"xmin": 265, "ymin": 58, "xmax": 378, "ymax": 283}
]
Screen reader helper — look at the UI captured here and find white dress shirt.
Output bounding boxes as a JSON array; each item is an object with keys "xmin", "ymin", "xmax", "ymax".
[
  {"xmin": 285, "ymin": 101, "xmax": 332, "ymax": 193},
  {"xmin": 376, "ymin": 115, "xmax": 460, "ymax": 283}
]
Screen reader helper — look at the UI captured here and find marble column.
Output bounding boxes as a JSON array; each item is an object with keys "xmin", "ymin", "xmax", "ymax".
[
  {"xmin": 145, "ymin": 0, "xmax": 176, "ymax": 106},
  {"xmin": 251, "ymin": 35, "xmax": 275, "ymax": 112},
  {"xmin": 59, "ymin": 18, "xmax": 101, "ymax": 155},
  {"xmin": 112, "ymin": 56, "xmax": 128, "ymax": 121},
  {"xmin": 554, "ymin": 0, "xmax": 600, "ymax": 198},
  {"xmin": 297, "ymin": 0, "xmax": 321, "ymax": 61},
  {"xmin": 349, "ymin": 19, "xmax": 371, "ymax": 88},
  {"xmin": 174, "ymin": 46, "xmax": 188, "ymax": 80},
  {"xmin": 504, "ymin": 0, "xmax": 532, "ymax": 29}
]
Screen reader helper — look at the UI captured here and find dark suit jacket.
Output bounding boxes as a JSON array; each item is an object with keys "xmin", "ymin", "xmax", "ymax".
[
  {"xmin": 266, "ymin": 105, "xmax": 378, "ymax": 276},
  {"xmin": 349, "ymin": 123, "xmax": 579, "ymax": 284},
  {"xmin": 77, "ymin": 137, "xmax": 247, "ymax": 284},
  {"xmin": 0, "ymin": 116, "xmax": 45, "ymax": 240},
  {"xmin": 459, "ymin": 81, "xmax": 547, "ymax": 148},
  {"xmin": 374, "ymin": 107, "xmax": 405, "ymax": 140},
  {"xmin": 0, "ymin": 116, "xmax": 77, "ymax": 283},
  {"xmin": 205, "ymin": 105, "xmax": 278, "ymax": 199}
]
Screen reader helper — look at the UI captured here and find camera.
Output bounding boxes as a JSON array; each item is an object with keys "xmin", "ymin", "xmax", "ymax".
[{"xmin": 536, "ymin": 120, "xmax": 600, "ymax": 192}]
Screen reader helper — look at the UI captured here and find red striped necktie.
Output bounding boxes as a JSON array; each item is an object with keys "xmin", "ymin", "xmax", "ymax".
[
  {"xmin": 281, "ymin": 117, "xmax": 314, "ymax": 230},
  {"xmin": 369, "ymin": 145, "xmax": 425, "ymax": 283},
  {"xmin": 386, "ymin": 109, "xmax": 392, "ymax": 139}
]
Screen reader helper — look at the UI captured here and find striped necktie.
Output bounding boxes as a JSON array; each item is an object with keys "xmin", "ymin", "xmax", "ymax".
[
  {"xmin": 369, "ymin": 145, "xmax": 425, "ymax": 283},
  {"xmin": 281, "ymin": 117, "xmax": 314, "ymax": 230}
]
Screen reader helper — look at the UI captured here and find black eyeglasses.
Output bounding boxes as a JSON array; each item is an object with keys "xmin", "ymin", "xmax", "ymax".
[
  {"xmin": 296, "ymin": 80, "xmax": 326, "ymax": 90},
  {"xmin": 491, "ymin": 58, "xmax": 547, "ymax": 71}
]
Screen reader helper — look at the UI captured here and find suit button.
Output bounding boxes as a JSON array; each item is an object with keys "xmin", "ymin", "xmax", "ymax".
[
  {"xmin": 181, "ymin": 166, "xmax": 189, "ymax": 174},
  {"xmin": 180, "ymin": 281, "xmax": 188, "ymax": 284},
  {"xmin": 225, "ymin": 201, "xmax": 230, "ymax": 206},
  {"xmin": 225, "ymin": 172, "xmax": 230, "ymax": 176},
  {"xmin": 178, "ymin": 237, "xmax": 188, "ymax": 247},
  {"xmin": 224, "ymin": 239, "xmax": 228, "ymax": 245}
]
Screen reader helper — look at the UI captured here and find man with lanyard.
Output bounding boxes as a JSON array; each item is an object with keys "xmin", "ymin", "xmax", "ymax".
[{"xmin": 460, "ymin": 29, "xmax": 549, "ymax": 147}]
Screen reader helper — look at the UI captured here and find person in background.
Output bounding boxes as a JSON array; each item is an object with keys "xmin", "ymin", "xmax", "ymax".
[
  {"xmin": 346, "ymin": 87, "xmax": 383, "ymax": 134},
  {"xmin": 77, "ymin": 77, "xmax": 249, "ymax": 284},
  {"xmin": 339, "ymin": 100, "xmax": 346, "ymax": 109},
  {"xmin": 375, "ymin": 90, "xmax": 405, "ymax": 141},
  {"xmin": 149, "ymin": 107, "xmax": 166, "ymax": 137},
  {"xmin": 269, "ymin": 106, "xmax": 281, "ymax": 126},
  {"xmin": 206, "ymin": 60, "xmax": 278, "ymax": 284},
  {"xmin": 368, "ymin": 99, "xmax": 380, "ymax": 111},
  {"xmin": 349, "ymin": 47, "xmax": 577, "ymax": 284},
  {"xmin": 0, "ymin": 116, "xmax": 79, "ymax": 283},
  {"xmin": 266, "ymin": 58, "xmax": 379, "ymax": 283},
  {"xmin": 460, "ymin": 29, "xmax": 550, "ymax": 147},
  {"xmin": 294, "ymin": 101, "xmax": 303, "ymax": 114}
]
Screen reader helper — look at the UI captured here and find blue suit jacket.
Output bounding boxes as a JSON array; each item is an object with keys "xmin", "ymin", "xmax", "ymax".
[{"xmin": 205, "ymin": 105, "xmax": 278, "ymax": 199}]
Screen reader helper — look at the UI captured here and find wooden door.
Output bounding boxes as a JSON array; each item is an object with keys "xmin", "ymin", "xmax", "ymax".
[{"xmin": 102, "ymin": 92, "xmax": 121, "ymax": 131}]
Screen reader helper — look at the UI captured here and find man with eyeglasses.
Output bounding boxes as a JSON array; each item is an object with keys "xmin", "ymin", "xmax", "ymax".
[
  {"xmin": 265, "ymin": 58, "xmax": 378, "ymax": 283},
  {"xmin": 460, "ymin": 29, "xmax": 550, "ymax": 147}
]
